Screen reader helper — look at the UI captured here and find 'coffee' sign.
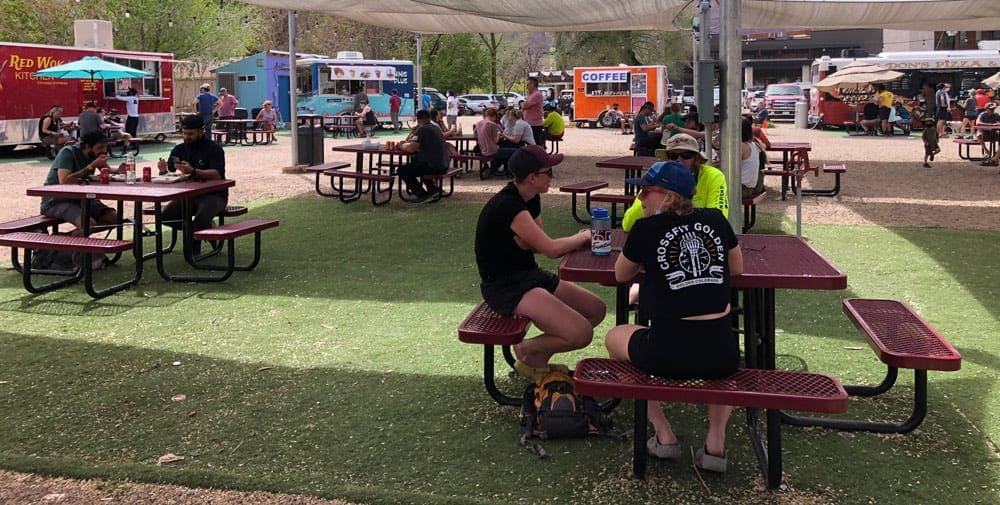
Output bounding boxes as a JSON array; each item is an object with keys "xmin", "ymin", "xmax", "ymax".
[{"xmin": 581, "ymin": 71, "xmax": 628, "ymax": 83}]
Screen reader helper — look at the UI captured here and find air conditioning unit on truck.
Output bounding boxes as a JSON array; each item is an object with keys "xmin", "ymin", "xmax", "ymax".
[{"xmin": 0, "ymin": 42, "xmax": 175, "ymax": 155}]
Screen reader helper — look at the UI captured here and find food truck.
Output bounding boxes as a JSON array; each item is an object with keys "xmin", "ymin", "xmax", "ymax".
[
  {"xmin": 571, "ymin": 65, "xmax": 670, "ymax": 128},
  {"xmin": 809, "ymin": 49, "xmax": 1000, "ymax": 127},
  {"xmin": 0, "ymin": 41, "xmax": 175, "ymax": 152},
  {"xmin": 295, "ymin": 51, "xmax": 415, "ymax": 127}
]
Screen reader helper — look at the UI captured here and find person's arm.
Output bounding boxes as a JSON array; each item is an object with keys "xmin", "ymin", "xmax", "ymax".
[
  {"xmin": 509, "ymin": 211, "xmax": 589, "ymax": 259},
  {"xmin": 524, "ymin": 92, "xmax": 542, "ymax": 109},
  {"xmin": 56, "ymin": 152, "xmax": 108, "ymax": 184},
  {"xmin": 728, "ymin": 244, "xmax": 744, "ymax": 276},
  {"xmin": 614, "ymin": 252, "xmax": 641, "ymax": 283},
  {"xmin": 399, "ymin": 137, "xmax": 420, "ymax": 153},
  {"xmin": 703, "ymin": 169, "xmax": 730, "ymax": 218}
]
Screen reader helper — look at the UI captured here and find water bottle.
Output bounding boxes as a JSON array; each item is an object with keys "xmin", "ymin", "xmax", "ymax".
[
  {"xmin": 590, "ymin": 207, "xmax": 611, "ymax": 256},
  {"xmin": 125, "ymin": 152, "xmax": 136, "ymax": 184}
]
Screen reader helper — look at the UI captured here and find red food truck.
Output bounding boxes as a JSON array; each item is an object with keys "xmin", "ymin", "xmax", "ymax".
[{"xmin": 0, "ymin": 41, "xmax": 174, "ymax": 154}]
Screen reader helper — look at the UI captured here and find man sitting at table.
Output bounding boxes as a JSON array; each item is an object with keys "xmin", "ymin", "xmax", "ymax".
[
  {"xmin": 632, "ymin": 102, "xmax": 661, "ymax": 156},
  {"xmin": 541, "ymin": 104, "xmax": 565, "ymax": 143},
  {"xmin": 474, "ymin": 107, "xmax": 516, "ymax": 176},
  {"xmin": 474, "ymin": 145, "xmax": 606, "ymax": 381},
  {"xmin": 40, "ymin": 131, "xmax": 121, "ymax": 266},
  {"xmin": 156, "ymin": 115, "xmax": 227, "ymax": 253},
  {"xmin": 975, "ymin": 103, "xmax": 1000, "ymax": 146},
  {"xmin": 397, "ymin": 109, "xmax": 449, "ymax": 203},
  {"xmin": 78, "ymin": 101, "xmax": 110, "ymax": 139}
]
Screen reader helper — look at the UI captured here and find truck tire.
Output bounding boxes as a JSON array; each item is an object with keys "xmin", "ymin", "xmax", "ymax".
[
  {"xmin": 576, "ymin": 121, "xmax": 587, "ymax": 129},
  {"xmin": 598, "ymin": 111, "xmax": 619, "ymax": 128},
  {"xmin": 154, "ymin": 133, "xmax": 167, "ymax": 143}
]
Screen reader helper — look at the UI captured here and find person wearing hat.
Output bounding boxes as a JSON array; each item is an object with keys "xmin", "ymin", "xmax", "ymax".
[
  {"xmin": 156, "ymin": 115, "xmax": 227, "ymax": 253},
  {"xmin": 217, "ymin": 87, "xmax": 239, "ymax": 121},
  {"xmin": 474, "ymin": 145, "xmax": 606, "ymax": 381},
  {"xmin": 540, "ymin": 103, "xmax": 565, "ymax": 142},
  {"xmin": 191, "ymin": 83, "xmax": 220, "ymax": 133},
  {"xmin": 603, "ymin": 160, "xmax": 742, "ymax": 472},
  {"xmin": 397, "ymin": 109, "xmax": 449, "ymax": 202},
  {"xmin": 622, "ymin": 133, "xmax": 728, "ymax": 232}
]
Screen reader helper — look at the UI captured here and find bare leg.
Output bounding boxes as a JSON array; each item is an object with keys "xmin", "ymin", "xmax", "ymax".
[
  {"xmin": 513, "ymin": 281, "xmax": 605, "ymax": 368},
  {"xmin": 705, "ymin": 405, "xmax": 733, "ymax": 456}
]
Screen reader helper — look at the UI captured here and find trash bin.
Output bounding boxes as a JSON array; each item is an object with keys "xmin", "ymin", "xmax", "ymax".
[
  {"xmin": 296, "ymin": 114, "xmax": 325, "ymax": 166},
  {"xmin": 234, "ymin": 108, "xmax": 248, "ymax": 120},
  {"xmin": 795, "ymin": 99, "xmax": 809, "ymax": 129}
]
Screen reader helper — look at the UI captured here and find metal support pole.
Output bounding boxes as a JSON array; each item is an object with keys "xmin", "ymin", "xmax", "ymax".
[
  {"xmin": 720, "ymin": 0, "xmax": 742, "ymax": 232},
  {"xmin": 699, "ymin": 0, "xmax": 713, "ymax": 164},
  {"xmin": 416, "ymin": 34, "xmax": 423, "ymax": 112},
  {"xmin": 288, "ymin": 11, "xmax": 298, "ymax": 166}
]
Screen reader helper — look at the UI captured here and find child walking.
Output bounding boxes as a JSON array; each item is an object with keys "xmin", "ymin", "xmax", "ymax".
[{"xmin": 921, "ymin": 120, "xmax": 940, "ymax": 168}]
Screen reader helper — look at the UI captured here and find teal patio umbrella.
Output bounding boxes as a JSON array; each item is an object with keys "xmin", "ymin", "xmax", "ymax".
[{"xmin": 34, "ymin": 56, "xmax": 150, "ymax": 99}]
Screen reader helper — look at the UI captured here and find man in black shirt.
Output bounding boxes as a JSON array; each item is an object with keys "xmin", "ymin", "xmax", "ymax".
[
  {"xmin": 398, "ymin": 109, "xmax": 448, "ymax": 202},
  {"xmin": 474, "ymin": 145, "xmax": 606, "ymax": 381},
  {"xmin": 156, "ymin": 115, "xmax": 227, "ymax": 251}
]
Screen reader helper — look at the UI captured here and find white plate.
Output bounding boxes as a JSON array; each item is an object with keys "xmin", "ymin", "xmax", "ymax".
[{"xmin": 150, "ymin": 174, "xmax": 189, "ymax": 184}]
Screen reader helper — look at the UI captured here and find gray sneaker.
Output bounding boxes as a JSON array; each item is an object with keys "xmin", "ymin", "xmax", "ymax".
[
  {"xmin": 646, "ymin": 436, "xmax": 682, "ymax": 459},
  {"xmin": 694, "ymin": 447, "xmax": 727, "ymax": 473}
]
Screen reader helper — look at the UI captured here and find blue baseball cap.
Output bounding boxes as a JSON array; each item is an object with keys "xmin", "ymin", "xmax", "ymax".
[{"xmin": 625, "ymin": 161, "xmax": 696, "ymax": 198}]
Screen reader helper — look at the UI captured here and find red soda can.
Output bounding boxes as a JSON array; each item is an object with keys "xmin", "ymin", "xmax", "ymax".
[
  {"xmin": 100, "ymin": 167, "xmax": 110, "ymax": 184},
  {"xmin": 142, "ymin": 166, "xmax": 152, "ymax": 182}
]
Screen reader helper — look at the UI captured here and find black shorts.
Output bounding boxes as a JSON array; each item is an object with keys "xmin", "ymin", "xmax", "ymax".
[
  {"xmin": 924, "ymin": 143, "xmax": 939, "ymax": 156},
  {"xmin": 481, "ymin": 268, "xmax": 560, "ymax": 317},
  {"xmin": 628, "ymin": 316, "xmax": 739, "ymax": 380},
  {"xmin": 935, "ymin": 107, "xmax": 951, "ymax": 121},
  {"xmin": 878, "ymin": 106, "xmax": 891, "ymax": 121}
]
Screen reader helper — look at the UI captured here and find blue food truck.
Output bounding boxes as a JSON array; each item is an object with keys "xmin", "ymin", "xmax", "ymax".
[{"xmin": 296, "ymin": 51, "xmax": 415, "ymax": 128}]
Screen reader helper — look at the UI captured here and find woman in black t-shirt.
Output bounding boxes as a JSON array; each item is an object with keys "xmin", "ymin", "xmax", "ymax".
[
  {"xmin": 604, "ymin": 161, "xmax": 744, "ymax": 473},
  {"xmin": 474, "ymin": 145, "xmax": 606, "ymax": 382}
]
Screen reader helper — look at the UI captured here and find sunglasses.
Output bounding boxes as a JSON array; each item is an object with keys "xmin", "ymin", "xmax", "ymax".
[
  {"xmin": 665, "ymin": 151, "xmax": 697, "ymax": 161},
  {"xmin": 535, "ymin": 168, "xmax": 554, "ymax": 177}
]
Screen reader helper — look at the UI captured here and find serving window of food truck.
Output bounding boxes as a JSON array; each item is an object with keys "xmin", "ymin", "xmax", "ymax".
[
  {"xmin": 582, "ymin": 70, "xmax": 630, "ymax": 97},
  {"xmin": 102, "ymin": 56, "xmax": 162, "ymax": 97}
]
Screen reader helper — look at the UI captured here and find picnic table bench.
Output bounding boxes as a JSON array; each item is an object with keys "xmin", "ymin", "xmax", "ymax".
[
  {"xmin": 559, "ymin": 180, "xmax": 609, "ymax": 224},
  {"xmin": 304, "ymin": 161, "xmax": 355, "ymax": 197},
  {"xmin": 781, "ymin": 298, "xmax": 961, "ymax": 434},
  {"xmin": 327, "ymin": 168, "xmax": 395, "ymax": 206},
  {"xmin": 952, "ymin": 137, "xmax": 990, "ymax": 161},
  {"xmin": 0, "ymin": 215, "xmax": 65, "ymax": 273},
  {"xmin": 0, "ymin": 231, "xmax": 137, "ymax": 299},
  {"xmin": 185, "ymin": 218, "xmax": 280, "ymax": 282},
  {"xmin": 458, "ymin": 300, "xmax": 532, "ymax": 406},
  {"xmin": 573, "ymin": 358, "xmax": 848, "ymax": 489},
  {"xmin": 398, "ymin": 167, "xmax": 463, "ymax": 204},
  {"xmin": 800, "ymin": 163, "xmax": 846, "ymax": 197},
  {"xmin": 450, "ymin": 152, "xmax": 493, "ymax": 177}
]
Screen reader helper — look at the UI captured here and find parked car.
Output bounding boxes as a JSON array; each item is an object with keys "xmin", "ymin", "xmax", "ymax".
[
  {"xmin": 456, "ymin": 97, "xmax": 473, "ymax": 115},
  {"xmin": 460, "ymin": 93, "xmax": 503, "ymax": 113},
  {"xmin": 763, "ymin": 83, "xmax": 805, "ymax": 119},
  {"xmin": 503, "ymin": 92, "xmax": 525, "ymax": 108}
]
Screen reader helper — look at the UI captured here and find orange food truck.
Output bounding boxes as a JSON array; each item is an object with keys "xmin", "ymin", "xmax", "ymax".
[
  {"xmin": 0, "ymin": 41, "xmax": 174, "ymax": 155},
  {"xmin": 571, "ymin": 65, "xmax": 670, "ymax": 128}
]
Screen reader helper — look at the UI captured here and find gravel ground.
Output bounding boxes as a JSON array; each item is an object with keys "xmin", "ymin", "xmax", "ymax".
[{"xmin": 0, "ymin": 118, "xmax": 996, "ymax": 503}]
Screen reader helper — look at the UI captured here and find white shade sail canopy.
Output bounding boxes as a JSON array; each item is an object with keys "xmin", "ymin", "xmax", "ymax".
[{"xmin": 239, "ymin": 0, "xmax": 1000, "ymax": 33}]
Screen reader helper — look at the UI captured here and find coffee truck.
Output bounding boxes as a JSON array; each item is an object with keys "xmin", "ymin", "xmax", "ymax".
[
  {"xmin": 571, "ymin": 65, "xmax": 670, "ymax": 128},
  {"xmin": 0, "ymin": 41, "xmax": 175, "ymax": 153}
]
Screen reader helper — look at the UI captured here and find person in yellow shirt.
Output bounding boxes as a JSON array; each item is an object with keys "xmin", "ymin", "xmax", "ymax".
[
  {"xmin": 541, "ymin": 104, "xmax": 565, "ymax": 141},
  {"xmin": 875, "ymin": 84, "xmax": 895, "ymax": 135},
  {"xmin": 622, "ymin": 133, "xmax": 728, "ymax": 232}
]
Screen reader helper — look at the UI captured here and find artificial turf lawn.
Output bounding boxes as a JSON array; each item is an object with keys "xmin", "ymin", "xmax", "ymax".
[{"xmin": 0, "ymin": 198, "xmax": 997, "ymax": 504}]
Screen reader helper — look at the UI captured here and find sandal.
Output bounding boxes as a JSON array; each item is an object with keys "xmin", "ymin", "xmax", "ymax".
[
  {"xmin": 980, "ymin": 160, "xmax": 999, "ymax": 167},
  {"xmin": 694, "ymin": 446, "xmax": 728, "ymax": 473},
  {"xmin": 646, "ymin": 436, "xmax": 682, "ymax": 459},
  {"xmin": 513, "ymin": 360, "xmax": 570, "ymax": 382}
]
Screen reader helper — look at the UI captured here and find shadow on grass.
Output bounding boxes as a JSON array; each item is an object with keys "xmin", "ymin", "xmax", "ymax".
[{"xmin": 1, "ymin": 332, "xmax": 996, "ymax": 504}]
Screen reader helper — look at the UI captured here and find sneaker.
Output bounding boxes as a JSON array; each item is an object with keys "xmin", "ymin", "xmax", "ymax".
[
  {"xmin": 646, "ymin": 436, "xmax": 682, "ymax": 459},
  {"xmin": 923, "ymin": 163, "xmax": 932, "ymax": 168},
  {"xmin": 91, "ymin": 254, "xmax": 108, "ymax": 270},
  {"xmin": 694, "ymin": 446, "xmax": 727, "ymax": 473},
  {"xmin": 929, "ymin": 152, "xmax": 935, "ymax": 161},
  {"xmin": 410, "ymin": 192, "xmax": 430, "ymax": 203}
]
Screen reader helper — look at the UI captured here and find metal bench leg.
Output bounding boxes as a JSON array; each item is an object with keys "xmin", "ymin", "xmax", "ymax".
[
  {"xmin": 766, "ymin": 409, "xmax": 783, "ymax": 489},
  {"xmin": 780, "ymin": 368, "xmax": 926, "ymax": 434},
  {"xmin": 632, "ymin": 399, "xmax": 648, "ymax": 479},
  {"xmin": 19, "ymin": 248, "xmax": 85, "ymax": 294},
  {"xmin": 335, "ymin": 175, "xmax": 364, "ymax": 204},
  {"xmin": 569, "ymin": 193, "xmax": 593, "ymax": 225},
  {"xmin": 371, "ymin": 177, "xmax": 394, "ymax": 206},
  {"xmin": 482, "ymin": 344, "xmax": 522, "ymax": 406}
]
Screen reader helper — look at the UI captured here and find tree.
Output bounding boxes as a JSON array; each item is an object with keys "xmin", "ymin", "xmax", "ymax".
[
  {"xmin": 553, "ymin": 30, "xmax": 692, "ymax": 83},
  {"xmin": 421, "ymin": 34, "xmax": 489, "ymax": 93}
]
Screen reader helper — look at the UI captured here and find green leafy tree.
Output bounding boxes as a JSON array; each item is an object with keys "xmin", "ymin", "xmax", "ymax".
[
  {"xmin": 421, "ymin": 34, "xmax": 488, "ymax": 93},
  {"xmin": 554, "ymin": 30, "xmax": 692, "ymax": 84}
]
